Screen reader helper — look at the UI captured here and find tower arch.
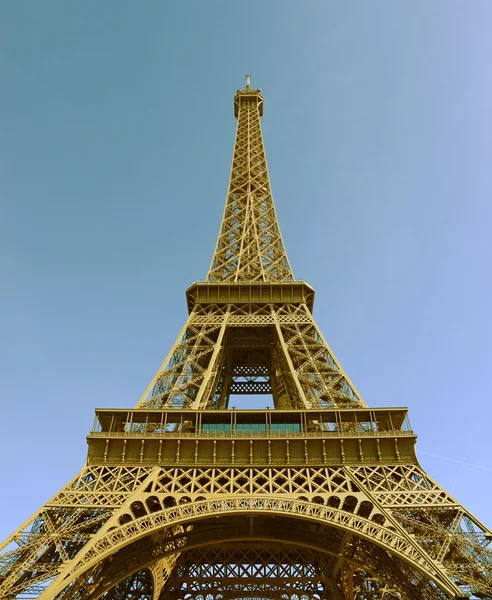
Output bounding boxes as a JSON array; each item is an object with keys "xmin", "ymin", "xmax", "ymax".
[{"xmin": 48, "ymin": 499, "xmax": 454, "ymax": 599}]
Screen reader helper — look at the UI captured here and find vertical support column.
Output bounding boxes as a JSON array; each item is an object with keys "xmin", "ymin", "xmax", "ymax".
[
  {"xmin": 271, "ymin": 305, "xmax": 311, "ymax": 409},
  {"xmin": 149, "ymin": 557, "xmax": 179, "ymax": 600},
  {"xmin": 191, "ymin": 308, "xmax": 231, "ymax": 410},
  {"xmin": 300, "ymin": 304, "xmax": 366, "ymax": 407},
  {"xmin": 135, "ymin": 312, "xmax": 195, "ymax": 408}
]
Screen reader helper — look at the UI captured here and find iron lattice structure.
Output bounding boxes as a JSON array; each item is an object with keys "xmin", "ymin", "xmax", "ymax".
[{"xmin": 1, "ymin": 78, "xmax": 491, "ymax": 600}]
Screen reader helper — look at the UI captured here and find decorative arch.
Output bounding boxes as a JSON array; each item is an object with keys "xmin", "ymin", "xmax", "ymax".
[{"xmin": 46, "ymin": 497, "xmax": 455, "ymax": 600}]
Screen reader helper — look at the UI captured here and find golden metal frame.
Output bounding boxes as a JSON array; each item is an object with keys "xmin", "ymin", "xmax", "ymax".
[{"xmin": 1, "ymin": 80, "xmax": 490, "ymax": 600}]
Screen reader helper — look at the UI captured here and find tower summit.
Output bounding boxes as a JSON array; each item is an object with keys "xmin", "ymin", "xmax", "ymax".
[
  {"xmin": 208, "ymin": 75, "xmax": 290, "ymax": 283},
  {"xmin": 0, "ymin": 81, "xmax": 491, "ymax": 600}
]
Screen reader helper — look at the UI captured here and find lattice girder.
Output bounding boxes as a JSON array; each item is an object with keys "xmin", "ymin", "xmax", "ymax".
[
  {"xmin": 0, "ymin": 479, "xmax": 460, "ymax": 599},
  {"xmin": 207, "ymin": 87, "xmax": 292, "ymax": 283},
  {"xmin": 39, "ymin": 501, "xmax": 454, "ymax": 600},
  {"xmin": 2, "ymin": 455, "xmax": 491, "ymax": 599},
  {"xmin": 136, "ymin": 302, "xmax": 365, "ymax": 411},
  {"xmin": 160, "ymin": 544, "xmax": 336, "ymax": 600},
  {"xmin": 20, "ymin": 503, "xmax": 444, "ymax": 599}
]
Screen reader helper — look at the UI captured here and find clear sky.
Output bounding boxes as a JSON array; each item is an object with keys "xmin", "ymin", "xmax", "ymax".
[{"xmin": 1, "ymin": 1, "xmax": 491, "ymax": 543}]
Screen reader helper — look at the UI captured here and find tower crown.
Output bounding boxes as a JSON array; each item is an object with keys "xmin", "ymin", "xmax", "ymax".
[
  {"xmin": 208, "ymin": 77, "xmax": 292, "ymax": 283},
  {"xmin": 234, "ymin": 83, "xmax": 263, "ymax": 118}
]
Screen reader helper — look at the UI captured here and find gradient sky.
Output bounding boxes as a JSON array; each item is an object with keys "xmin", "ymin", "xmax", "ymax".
[{"xmin": 1, "ymin": 1, "xmax": 491, "ymax": 544}]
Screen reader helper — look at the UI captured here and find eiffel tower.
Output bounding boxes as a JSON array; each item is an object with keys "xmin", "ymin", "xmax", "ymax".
[{"xmin": 1, "ymin": 77, "xmax": 491, "ymax": 600}]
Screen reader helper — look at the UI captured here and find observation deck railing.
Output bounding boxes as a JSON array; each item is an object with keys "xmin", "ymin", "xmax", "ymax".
[{"xmin": 88, "ymin": 407, "xmax": 414, "ymax": 440}]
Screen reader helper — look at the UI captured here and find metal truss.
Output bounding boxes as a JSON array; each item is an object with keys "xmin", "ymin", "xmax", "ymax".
[
  {"xmin": 159, "ymin": 545, "xmax": 337, "ymax": 599},
  {"xmin": 207, "ymin": 80, "xmax": 292, "ymax": 283},
  {"xmin": 2, "ymin": 461, "xmax": 490, "ymax": 598},
  {"xmin": 102, "ymin": 569, "xmax": 154, "ymax": 599},
  {"xmin": 1, "ymin": 80, "xmax": 491, "ymax": 600},
  {"xmin": 137, "ymin": 303, "xmax": 364, "ymax": 410}
]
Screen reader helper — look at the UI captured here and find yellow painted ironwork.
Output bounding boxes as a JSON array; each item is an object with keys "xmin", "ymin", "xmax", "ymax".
[{"xmin": 0, "ymin": 79, "xmax": 490, "ymax": 600}]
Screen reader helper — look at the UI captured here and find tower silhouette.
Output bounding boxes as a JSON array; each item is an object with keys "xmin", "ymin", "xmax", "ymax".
[{"xmin": 1, "ymin": 79, "xmax": 491, "ymax": 600}]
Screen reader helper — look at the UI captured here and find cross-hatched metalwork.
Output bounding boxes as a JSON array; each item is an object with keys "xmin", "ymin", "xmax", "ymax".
[
  {"xmin": 1, "ymin": 78, "xmax": 490, "ymax": 600},
  {"xmin": 207, "ymin": 80, "xmax": 292, "ymax": 283}
]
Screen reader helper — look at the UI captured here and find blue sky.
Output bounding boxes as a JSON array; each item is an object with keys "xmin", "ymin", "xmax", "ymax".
[{"xmin": 1, "ymin": 1, "xmax": 491, "ymax": 542}]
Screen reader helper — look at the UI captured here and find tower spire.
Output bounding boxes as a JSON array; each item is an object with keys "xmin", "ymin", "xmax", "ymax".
[{"xmin": 207, "ymin": 79, "xmax": 293, "ymax": 283}]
